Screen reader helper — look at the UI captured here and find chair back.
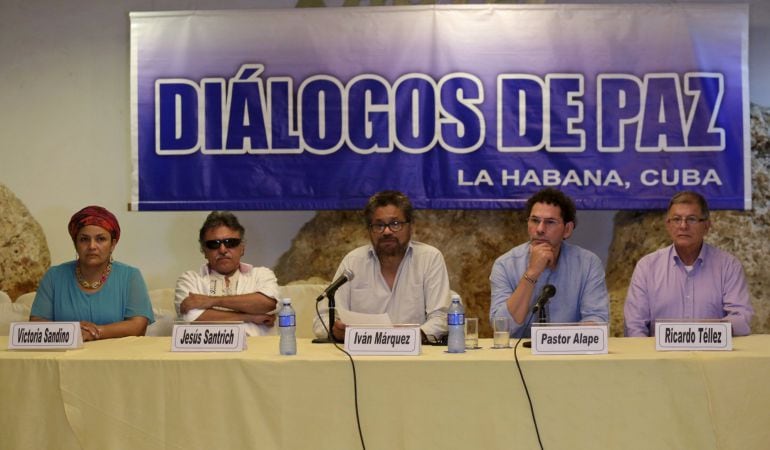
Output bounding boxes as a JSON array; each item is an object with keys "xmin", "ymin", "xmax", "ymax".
[
  {"xmin": 146, "ymin": 288, "xmax": 176, "ymax": 336},
  {"xmin": 0, "ymin": 302, "xmax": 30, "ymax": 336},
  {"xmin": 15, "ymin": 292, "xmax": 36, "ymax": 308}
]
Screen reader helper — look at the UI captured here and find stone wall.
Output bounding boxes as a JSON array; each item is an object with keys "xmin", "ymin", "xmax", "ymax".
[
  {"xmin": 0, "ymin": 184, "xmax": 50, "ymax": 300},
  {"xmin": 275, "ymin": 104, "xmax": 770, "ymax": 338}
]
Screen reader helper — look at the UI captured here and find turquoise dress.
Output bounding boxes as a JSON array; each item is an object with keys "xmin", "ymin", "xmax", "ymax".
[{"xmin": 30, "ymin": 261, "xmax": 155, "ymax": 325}]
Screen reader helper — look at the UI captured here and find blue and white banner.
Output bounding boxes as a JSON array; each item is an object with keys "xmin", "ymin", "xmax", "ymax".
[{"xmin": 130, "ymin": 4, "xmax": 750, "ymax": 211}]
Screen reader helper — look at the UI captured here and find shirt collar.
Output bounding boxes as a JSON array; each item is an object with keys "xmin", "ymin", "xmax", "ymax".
[
  {"xmin": 670, "ymin": 243, "xmax": 707, "ymax": 266},
  {"xmin": 199, "ymin": 262, "xmax": 253, "ymax": 276}
]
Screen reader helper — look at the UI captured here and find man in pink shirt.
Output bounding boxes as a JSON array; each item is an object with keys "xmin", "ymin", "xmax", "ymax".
[{"xmin": 624, "ymin": 191, "xmax": 753, "ymax": 337}]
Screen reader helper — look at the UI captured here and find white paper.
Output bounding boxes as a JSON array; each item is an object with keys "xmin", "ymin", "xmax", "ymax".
[{"xmin": 336, "ymin": 307, "xmax": 392, "ymax": 326}]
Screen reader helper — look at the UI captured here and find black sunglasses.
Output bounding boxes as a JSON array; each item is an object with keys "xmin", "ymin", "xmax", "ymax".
[{"xmin": 203, "ymin": 238, "xmax": 242, "ymax": 250}]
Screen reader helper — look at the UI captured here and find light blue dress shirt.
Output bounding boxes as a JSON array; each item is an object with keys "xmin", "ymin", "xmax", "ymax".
[{"xmin": 490, "ymin": 241, "xmax": 609, "ymax": 338}]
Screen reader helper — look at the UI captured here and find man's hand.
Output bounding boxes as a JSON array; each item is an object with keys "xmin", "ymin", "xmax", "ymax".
[
  {"xmin": 180, "ymin": 293, "xmax": 215, "ymax": 314},
  {"xmin": 528, "ymin": 240, "xmax": 555, "ymax": 277},
  {"xmin": 250, "ymin": 314, "xmax": 275, "ymax": 327},
  {"xmin": 332, "ymin": 319, "xmax": 347, "ymax": 341}
]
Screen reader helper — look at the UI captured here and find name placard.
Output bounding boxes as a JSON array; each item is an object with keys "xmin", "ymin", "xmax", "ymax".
[
  {"xmin": 531, "ymin": 323, "xmax": 609, "ymax": 355},
  {"xmin": 344, "ymin": 326, "xmax": 421, "ymax": 356},
  {"xmin": 8, "ymin": 322, "xmax": 82, "ymax": 350},
  {"xmin": 655, "ymin": 321, "xmax": 732, "ymax": 351},
  {"xmin": 172, "ymin": 323, "xmax": 247, "ymax": 352}
]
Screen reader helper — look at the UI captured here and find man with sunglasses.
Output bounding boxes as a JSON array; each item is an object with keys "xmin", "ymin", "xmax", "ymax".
[
  {"xmin": 624, "ymin": 191, "xmax": 753, "ymax": 337},
  {"xmin": 312, "ymin": 190, "xmax": 451, "ymax": 343},
  {"xmin": 174, "ymin": 211, "xmax": 280, "ymax": 336},
  {"xmin": 490, "ymin": 188, "xmax": 609, "ymax": 338}
]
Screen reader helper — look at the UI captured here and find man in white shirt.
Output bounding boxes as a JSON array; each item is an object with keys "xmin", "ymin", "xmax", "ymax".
[
  {"xmin": 312, "ymin": 191, "xmax": 451, "ymax": 343},
  {"xmin": 175, "ymin": 211, "xmax": 280, "ymax": 336}
]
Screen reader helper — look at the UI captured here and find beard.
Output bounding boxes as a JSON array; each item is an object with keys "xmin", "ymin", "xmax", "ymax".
[{"xmin": 374, "ymin": 236, "xmax": 408, "ymax": 259}]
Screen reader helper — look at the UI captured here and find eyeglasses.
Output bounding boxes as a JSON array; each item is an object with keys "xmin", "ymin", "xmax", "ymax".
[
  {"xmin": 667, "ymin": 216, "xmax": 707, "ymax": 226},
  {"xmin": 369, "ymin": 220, "xmax": 409, "ymax": 233},
  {"xmin": 527, "ymin": 216, "xmax": 563, "ymax": 228},
  {"xmin": 203, "ymin": 238, "xmax": 242, "ymax": 250}
]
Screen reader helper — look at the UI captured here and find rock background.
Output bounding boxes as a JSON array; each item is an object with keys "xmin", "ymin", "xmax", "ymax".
[
  {"xmin": 0, "ymin": 184, "xmax": 50, "ymax": 300},
  {"xmin": 276, "ymin": 104, "xmax": 770, "ymax": 338}
]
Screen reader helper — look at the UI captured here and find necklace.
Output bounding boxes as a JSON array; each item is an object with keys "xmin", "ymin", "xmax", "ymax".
[{"xmin": 76, "ymin": 262, "xmax": 112, "ymax": 289}]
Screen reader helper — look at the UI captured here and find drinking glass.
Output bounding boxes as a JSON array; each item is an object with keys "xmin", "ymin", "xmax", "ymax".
[
  {"xmin": 465, "ymin": 318, "xmax": 479, "ymax": 349},
  {"xmin": 493, "ymin": 316, "xmax": 510, "ymax": 348}
]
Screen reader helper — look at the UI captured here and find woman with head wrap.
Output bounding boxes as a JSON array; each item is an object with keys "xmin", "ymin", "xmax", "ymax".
[{"xmin": 30, "ymin": 206, "xmax": 154, "ymax": 341}]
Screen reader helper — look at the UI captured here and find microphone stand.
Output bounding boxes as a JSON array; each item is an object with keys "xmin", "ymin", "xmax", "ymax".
[
  {"xmin": 523, "ymin": 298, "xmax": 549, "ymax": 348},
  {"xmin": 537, "ymin": 302, "xmax": 548, "ymax": 324},
  {"xmin": 327, "ymin": 291, "xmax": 337, "ymax": 343},
  {"xmin": 311, "ymin": 291, "xmax": 338, "ymax": 344}
]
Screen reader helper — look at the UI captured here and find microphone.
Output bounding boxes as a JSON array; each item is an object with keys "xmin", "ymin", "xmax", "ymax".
[
  {"xmin": 531, "ymin": 284, "xmax": 556, "ymax": 314},
  {"xmin": 523, "ymin": 284, "xmax": 557, "ymax": 347},
  {"xmin": 315, "ymin": 269, "xmax": 354, "ymax": 302}
]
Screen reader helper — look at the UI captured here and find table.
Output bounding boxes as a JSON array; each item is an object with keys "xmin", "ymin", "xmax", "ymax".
[{"xmin": 2, "ymin": 336, "xmax": 769, "ymax": 450}]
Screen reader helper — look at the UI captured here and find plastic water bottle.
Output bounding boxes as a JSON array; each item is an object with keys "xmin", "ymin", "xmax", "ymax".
[
  {"xmin": 278, "ymin": 298, "xmax": 296, "ymax": 355},
  {"xmin": 447, "ymin": 294, "xmax": 465, "ymax": 353}
]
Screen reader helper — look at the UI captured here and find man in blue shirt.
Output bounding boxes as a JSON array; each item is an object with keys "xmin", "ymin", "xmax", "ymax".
[{"xmin": 489, "ymin": 188, "xmax": 609, "ymax": 338}]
